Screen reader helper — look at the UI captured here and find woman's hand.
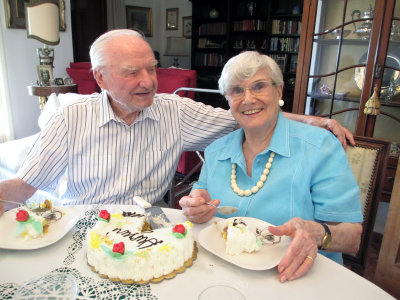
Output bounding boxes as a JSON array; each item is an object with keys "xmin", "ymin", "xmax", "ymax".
[
  {"xmin": 268, "ymin": 218, "xmax": 319, "ymax": 282},
  {"xmin": 179, "ymin": 189, "xmax": 220, "ymax": 223}
]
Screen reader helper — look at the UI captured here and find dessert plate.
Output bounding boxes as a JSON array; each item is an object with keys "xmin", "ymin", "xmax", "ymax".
[
  {"xmin": 0, "ymin": 206, "xmax": 83, "ymax": 250},
  {"xmin": 198, "ymin": 217, "xmax": 291, "ymax": 270}
]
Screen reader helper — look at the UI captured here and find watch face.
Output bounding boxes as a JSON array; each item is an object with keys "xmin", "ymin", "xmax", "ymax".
[{"xmin": 322, "ymin": 234, "xmax": 332, "ymax": 250}]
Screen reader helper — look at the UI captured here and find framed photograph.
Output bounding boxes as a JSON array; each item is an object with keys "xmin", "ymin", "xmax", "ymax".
[
  {"xmin": 55, "ymin": 78, "xmax": 64, "ymax": 85},
  {"xmin": 4, "ymin": 0, "xmax": 66, "ymax": 30},
  {"xmin": 37, "ymin": 65, "xmax": 53, "ymax": 86},
  {"xmin": 182, "ymin": 16, "xmax": 192, "ymax": 38},
  {"xmin": 166, "ymin": 8, "xmax": 178, "ymax": 30},
  {"xmin": 126, "ymin": 6, "xmax": 152, "ymax": 37}
]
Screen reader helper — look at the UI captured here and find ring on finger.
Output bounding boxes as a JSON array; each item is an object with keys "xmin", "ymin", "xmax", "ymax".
[{"xmin": 305, "ymin": 255, "xmax": 314, "ymax": 262}]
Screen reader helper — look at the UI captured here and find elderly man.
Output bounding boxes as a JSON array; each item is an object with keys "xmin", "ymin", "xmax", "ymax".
[{"xmin": 0, "ymin": 29, "xmax": 354, "ymax": 214}]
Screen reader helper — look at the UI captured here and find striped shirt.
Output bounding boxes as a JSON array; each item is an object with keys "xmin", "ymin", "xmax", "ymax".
[{"xmin": 17, "ymin": 92, "xmax": 236, "ymax": 205}]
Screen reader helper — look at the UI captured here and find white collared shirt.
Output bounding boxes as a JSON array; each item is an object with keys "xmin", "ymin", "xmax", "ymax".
[{"xmin": 17, "ymin": 92, "xmax": 236, "ymax": 205}]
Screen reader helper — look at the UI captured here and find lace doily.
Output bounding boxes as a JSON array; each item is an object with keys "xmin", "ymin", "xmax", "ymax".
[{"xmin": 0, "ymin": 207, "xmax": 158, "ymax": 299}]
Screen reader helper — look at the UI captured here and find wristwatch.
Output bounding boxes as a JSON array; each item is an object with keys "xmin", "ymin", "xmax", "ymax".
[{"xmin": 318, "ymin": 223, "xmax": 332, "ymax": 250}]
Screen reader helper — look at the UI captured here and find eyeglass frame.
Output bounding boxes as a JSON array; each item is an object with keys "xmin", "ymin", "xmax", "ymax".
[{"xmin": 224, "ymin": 80, "xmax": 278, "ymax": 101}]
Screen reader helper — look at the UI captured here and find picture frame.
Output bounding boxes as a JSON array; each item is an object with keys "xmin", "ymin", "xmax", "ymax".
[
  {"xmin": 166, "ymin": 8, "xmax": 178, "ymax": 30},
  {"xmin": 4, "ymin": 0, "xmax": 66, "ymax": 31},
  {"xmin": 126, "ymin": 6, "xmax": 152, "ymax": 37},
  {"xmin": 55, "ymin": 78, "xmax": 64, "ymax": 85},
  {"xmin": 37, "ymin": 65, "xmax": 53, "ymax": 86},
  {"xmin": 182, "ymin": 16, "xmax": 192, "ymax": 38}
]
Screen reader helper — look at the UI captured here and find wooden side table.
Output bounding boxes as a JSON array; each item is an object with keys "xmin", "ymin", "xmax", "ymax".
[{"xmin": 27, "ymin": 84, "xmax": 78, "ymax": 110}]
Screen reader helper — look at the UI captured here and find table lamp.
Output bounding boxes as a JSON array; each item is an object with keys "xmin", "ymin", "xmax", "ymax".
[
  {"xmin": 164, "ymin": 37, "xmax": 189, "ymax": 68},
  {"xmin": 25, "ymin": 0, "xmax": 60, "ymax": 69}
]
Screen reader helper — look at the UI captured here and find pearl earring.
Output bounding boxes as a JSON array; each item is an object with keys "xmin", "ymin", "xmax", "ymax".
[{"xmin": 279, "ymin": 99, "xmax": 284, "ymax": 107}]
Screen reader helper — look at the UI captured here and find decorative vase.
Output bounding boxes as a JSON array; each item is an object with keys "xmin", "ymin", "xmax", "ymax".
[
  {"xmin": 209, "ymin": 8, "xmax": 219, "ymax": 19},
  {"xmin": 247, "ymin": 2, "xmax": 256, "ymax": 17}
]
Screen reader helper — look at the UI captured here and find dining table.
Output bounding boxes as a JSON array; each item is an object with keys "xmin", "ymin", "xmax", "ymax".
[{"xmin": 0, "ymin": 205, "xmax": 394, "ymax": 300}]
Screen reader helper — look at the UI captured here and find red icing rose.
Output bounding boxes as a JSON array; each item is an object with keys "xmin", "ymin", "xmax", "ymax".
[
  {"xmin": 112, "ymin": 242, "xmax": 125, "ymax": 254},
  {"xmin": 16, "ymin": 210, "xmax": 29, "ymax": 222},
  {"xmin": 173, "ymin": 224, "xmax": 186, "ymax": 234},
  {"xmin": 99, "ymin": 210, "xmax": 110, "ymax": 221}
]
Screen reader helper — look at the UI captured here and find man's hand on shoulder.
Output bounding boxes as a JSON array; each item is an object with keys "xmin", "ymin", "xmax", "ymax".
[{"xmin": 283, "ymin": 112, "xmax": 355, "ymax": 148}]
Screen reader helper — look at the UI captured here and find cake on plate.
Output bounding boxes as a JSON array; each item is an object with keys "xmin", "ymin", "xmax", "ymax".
[
  {"xmin": 15, "ymin": 209, "xmax": 48, "ymax": 239},
  {"xmin": 86, "ymin": 207, "xmax": 197, "ymax": 284},
  {"xmin": 223, "ymin": 218, "xmax": 262, "ymax": 255}
]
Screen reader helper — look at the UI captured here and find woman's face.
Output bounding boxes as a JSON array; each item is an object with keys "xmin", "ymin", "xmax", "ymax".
[{"xmin": 226, "ymin": 68, "xmax": 283, "ymax": 132}]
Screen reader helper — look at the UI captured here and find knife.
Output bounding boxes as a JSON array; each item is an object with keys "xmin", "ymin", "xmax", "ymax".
[{"xmin": 132, "ymin": 196, "xmax": 172, "ymax": 229}]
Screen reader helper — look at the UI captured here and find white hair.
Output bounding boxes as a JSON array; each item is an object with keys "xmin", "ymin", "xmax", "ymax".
[
  {"xmin": 89, "ymin": 29, "xmax": 144, "ymax": 71},
  {"xmin": 218, "ymin": 51, "xmax": 284, "ymax": 95}
]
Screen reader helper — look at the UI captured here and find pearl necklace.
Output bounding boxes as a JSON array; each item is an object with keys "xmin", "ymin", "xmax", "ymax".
[{"xmin": 231, "ymin": 152, "xmax": 275, "ymax": 196}]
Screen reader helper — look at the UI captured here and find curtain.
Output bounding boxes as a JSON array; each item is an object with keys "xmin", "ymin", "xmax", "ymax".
[
  {"xmin": 0, "ymin": 23, "xmax": 13, "ymax": 143},
  {"xmin": 107, "ymin": 0, "xmax": 126, "ymax": 30}
]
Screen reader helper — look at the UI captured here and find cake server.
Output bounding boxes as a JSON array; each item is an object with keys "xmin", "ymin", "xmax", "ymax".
[{"xmin": 132, "ymin": 196, "xmax": 172, "ymax": 229}]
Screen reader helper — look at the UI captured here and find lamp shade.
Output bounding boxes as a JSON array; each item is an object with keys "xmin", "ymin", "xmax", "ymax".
[
  {"xmin": 164, "ymin": 37, "xmax": 189, "ymax": 56},
  {"xmin": 25, "ymin": 0, "xmax": 60, "ymax": 45}
]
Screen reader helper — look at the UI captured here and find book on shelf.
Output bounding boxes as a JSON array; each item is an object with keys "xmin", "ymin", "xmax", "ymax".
[
  {"xmin": 271, "ymin": 20, "xmax": 302, "ymax": 35},
  {"xmin": 270, "ymin": 37, "xmax": 299, "ymax": 52},
  {"xmin": 198, "ymin": 23, "xmax": 227, "ymax": 35},
  {"xmin": 289, "ymin": 54, "xmax": 298, "ymax": 73},
  {"xmin": 270, "ymin": 54, "xmax": 288, "ymax": 73}
]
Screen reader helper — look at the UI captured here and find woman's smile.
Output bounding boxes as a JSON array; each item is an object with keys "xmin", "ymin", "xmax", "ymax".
[{"xmin": 243, "ymin": 108, "xmax": 263, "ymax": 115}]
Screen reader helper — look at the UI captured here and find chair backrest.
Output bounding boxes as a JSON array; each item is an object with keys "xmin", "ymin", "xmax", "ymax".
[
  {"xmin": 156, "ymin": 68, "xmax": 197, "ymax": 99},
  {"xmin": 343, "ymin": 136, "xmax": 391, "ymax": 273},
  {"xmin": 66, "ymin": 62, "xmax": 101, "ymax": 95}
]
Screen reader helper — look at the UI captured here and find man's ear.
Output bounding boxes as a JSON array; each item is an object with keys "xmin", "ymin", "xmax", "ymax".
[{"xmin": 93, "ymin": 69, "xmax": 107, "ymax": 90}]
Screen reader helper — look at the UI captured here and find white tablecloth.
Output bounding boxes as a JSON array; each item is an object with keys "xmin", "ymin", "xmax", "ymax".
[{"xmin": 0, "ymin": 206, "xmax": 394, "ymax": 300}]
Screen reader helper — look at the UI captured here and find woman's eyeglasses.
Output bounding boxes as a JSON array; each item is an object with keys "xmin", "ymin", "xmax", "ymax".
[{"xmin": 225, "ymin": 81, "xmax": 277, "ymax": 101}]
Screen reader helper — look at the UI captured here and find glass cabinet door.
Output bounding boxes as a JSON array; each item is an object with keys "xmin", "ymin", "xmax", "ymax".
[
  {"xmin": 296, "ymin": 0, "xmax": 400, "ymax": 156},
  {"xmin": 374, "ymin": 0, "xmax": 400, "ymax": 156},
  {"xmin": 304, "ymin": 0, "xmax": 378, "ymax": 133}
]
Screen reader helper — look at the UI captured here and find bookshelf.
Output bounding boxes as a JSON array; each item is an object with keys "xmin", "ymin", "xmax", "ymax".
[{"xmin": 191, "ymin": 0, "xmax": 303, "ymax": 111}]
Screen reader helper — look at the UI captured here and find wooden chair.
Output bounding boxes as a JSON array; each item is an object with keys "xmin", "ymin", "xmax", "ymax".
[
  {"xmin": 374, "ymin": 157, "xmax": 400, "ymax": 298},
  {"xmin": 343, "ymin": 136, "xmax": 391, "ymax": 274}
]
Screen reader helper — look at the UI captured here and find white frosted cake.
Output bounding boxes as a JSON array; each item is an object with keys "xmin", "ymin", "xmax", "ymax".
[
  {"xmin": 224, "ymin": 218, "xmax": 261, "ymax": 255},
  {"xmin": 86, "ymin": 207, "xmax": 197, "ymax": 284}
]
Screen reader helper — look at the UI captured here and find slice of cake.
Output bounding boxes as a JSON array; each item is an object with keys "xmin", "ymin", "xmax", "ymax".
[
  {"xmin": 15, "ymin": 209, "xmax": 48, "ymax": 239},
  {"xmin": 86, "ymin": 207, "xmax": 197, "ymax": 284},
  {"xmin": 223, "ymin": 218, "xmax": 261, "ymax": 255}
]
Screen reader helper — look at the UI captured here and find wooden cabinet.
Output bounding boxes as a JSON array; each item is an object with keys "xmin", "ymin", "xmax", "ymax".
[
  {"xmin": 191, "ymin": 0, "xmax": 304, "ymax": 110},
  {"xmin": 292, "ymin": 0, "xmax": 400, "ymax": 199}
]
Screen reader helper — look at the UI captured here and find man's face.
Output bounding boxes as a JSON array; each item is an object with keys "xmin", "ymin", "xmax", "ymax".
[{"xmin": 94, "ymin": 37, "xmax": 158, "ymax": 117}]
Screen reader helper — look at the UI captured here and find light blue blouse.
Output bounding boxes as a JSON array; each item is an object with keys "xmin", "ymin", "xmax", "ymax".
[{"xmin": 193, "ymin": 112, "xmax": 363, "ymax": 264}]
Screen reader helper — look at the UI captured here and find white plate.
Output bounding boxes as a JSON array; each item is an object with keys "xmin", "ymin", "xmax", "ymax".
[
  {"xmin": 0, "ymin": 206, "xmax": 83, "ymax": 250},
  {"xmin": 198, "ymin": 217, "xmax": 291, "ymax": 270}
]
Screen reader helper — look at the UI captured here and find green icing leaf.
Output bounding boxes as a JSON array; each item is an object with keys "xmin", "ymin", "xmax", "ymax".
[
  {"xmin": 14, "ymin": 216, "xmax": 43, "ymax": 236},
  {"xmin": 97, "ymin": 216, "xmax": 110, "ymax": 223},
  {"xmin": 171, "ymin": 231, "xmax": 186, "ymax": 239},
  {"xmin": 256, "ymin": 238, "xmax": 262, "ymax": 248}
]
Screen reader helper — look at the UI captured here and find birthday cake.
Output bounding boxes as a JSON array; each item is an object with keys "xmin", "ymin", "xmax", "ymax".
[
  {"xmin": 86, "ymin": 207, "xmax": 197, "ymax": 284},
  {"xmin": 223, "ymin": 218, "xmax": 261, "ymax": 255}
]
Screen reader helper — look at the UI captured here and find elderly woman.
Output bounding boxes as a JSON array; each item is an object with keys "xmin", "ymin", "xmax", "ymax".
[{"xmin": 179, "ymin": 51, "xmax": 363, "ymax": 282}]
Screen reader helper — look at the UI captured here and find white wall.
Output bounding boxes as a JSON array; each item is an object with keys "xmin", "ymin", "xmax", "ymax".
[
  {"xmin": 1, "ymin": 0, "xmax": 73, "ymax": 139},
  {"xmin": 1, "ymin": 0, "xmax": 191, "ymax": 140},
  {"xmin": 123, "ymin": 0, "xmax": 192, "ymax": 68}
]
